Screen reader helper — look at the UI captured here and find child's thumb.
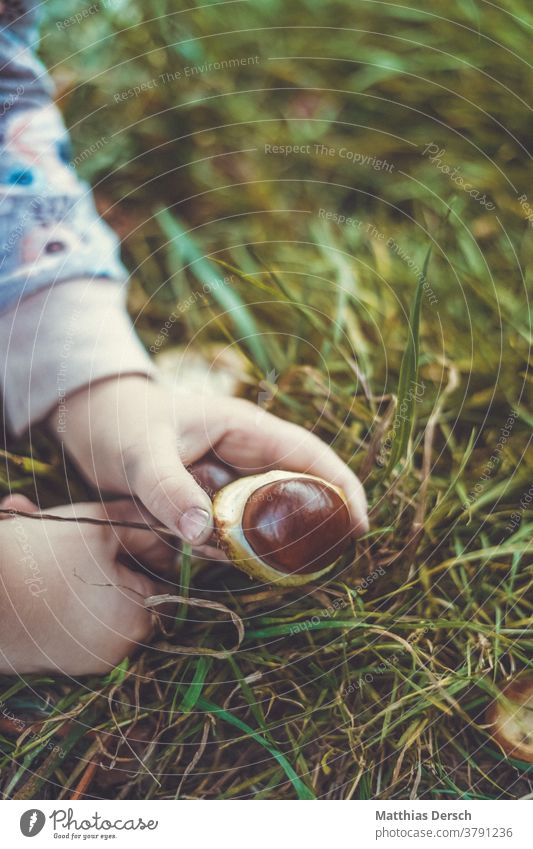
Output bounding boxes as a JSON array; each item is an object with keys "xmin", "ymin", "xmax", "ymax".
[{"xmin": 124, "ymin": 435, "xmax": 214, "ymax": 545}]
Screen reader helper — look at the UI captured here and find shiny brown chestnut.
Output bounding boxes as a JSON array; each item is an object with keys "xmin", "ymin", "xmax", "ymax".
[
  {"xmin": 485, "ymin": 674, "xmax": 533, "ymax": 763},
  {"xmin": 189, "ymin": 453, "xmax": 239, "ymax": 498},
  {"xmin": 213, "ymin": 470, "xmax": 352, "ymax": 586}
]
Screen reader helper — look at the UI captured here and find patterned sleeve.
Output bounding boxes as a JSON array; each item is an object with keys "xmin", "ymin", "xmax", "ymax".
[
  {"xmin": 0, "ymin": 2, "xmax": 155, "ymax": 435},
  {"xmin": 0, "ymin": 0, "xmax": 128, "ymax": 312}
]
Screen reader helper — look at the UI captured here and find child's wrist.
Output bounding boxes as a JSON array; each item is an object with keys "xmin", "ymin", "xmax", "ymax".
[{"xmin": 0, "ymin": 279, "xmax": 156, "ymax": 437}]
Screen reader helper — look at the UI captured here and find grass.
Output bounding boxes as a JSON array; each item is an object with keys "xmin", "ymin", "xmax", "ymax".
[{"xmin": 0, "ymin": 0, "xmax": 532, "ymax": 799}]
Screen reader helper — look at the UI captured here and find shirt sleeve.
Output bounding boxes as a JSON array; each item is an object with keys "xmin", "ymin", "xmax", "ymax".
[
  {"xmin": 0, "ymin": 1, "xmax": 129, "ymax": 309},
  {"xmin": 0, "ymin": 2, "xmax": 155, "ymax": 434},
  {"xmin": 0, "ymin": 278, "xmax": 156, "ymax": 436}
]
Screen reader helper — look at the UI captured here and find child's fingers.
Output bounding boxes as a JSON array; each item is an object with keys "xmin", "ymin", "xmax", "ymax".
[
  {"xmin": 10, "ymin": 500, "xmax": 177, "ymax": 576},
  {"xmin": 68, "ymin": 560, "xmax": 158, "ymax": 674},
  {"xmin": 123, "ymin": 426, "xmax": 214, "ymax": 544},
  {"xmin": 0, "ymin": 494, "xmax": 40, "ymax": 515},
  {"xmin": 101, "ymin": 500, "xmax": 178, "ymax": 575},
  {"xmin": 0, "ymin": 506, "xmax": 160, "ymax": 676},
  {"xmin": 47, "ymin": 500, "xmax": 178, "ymax": 575},
  {"xmin": 101, "ymin": 500, "xmax": 191, "ymax": 589}
]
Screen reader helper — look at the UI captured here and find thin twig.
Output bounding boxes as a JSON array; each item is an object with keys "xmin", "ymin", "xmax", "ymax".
[{"xmin": 0, "ymin": 507, "xmax": 175, "ymax": 537}]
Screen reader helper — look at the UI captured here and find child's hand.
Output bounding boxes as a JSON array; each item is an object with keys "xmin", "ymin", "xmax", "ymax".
[
  {"xmin": 0, "ymin": 495, "xmax": 174, "ymax": 675},
  {"xmin": 51, "ymin": 376, "xmax": 368, "ymax": 546}
]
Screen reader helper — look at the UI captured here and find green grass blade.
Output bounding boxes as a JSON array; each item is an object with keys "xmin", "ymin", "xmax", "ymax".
[
  {"xmin": 198, "ymin": 697, "xmax": 316, "ymax": 799},
  {"xmin": 176, "ymin": 543, "xmax": 192, "ymax": 626},
  {"xmin": 385, "ymin": 242, "xmax": 433, "ymax": 473},
  {"xmin": 180, "ymin": 657, "xmax": 212, "ymax": 713},
  {"xmin": 227, "ymin": 655, "xmax": 271, "ymax": 739},
  {"xmin": 156, "ymin": 209, "xmax": 269, "ymax": 372}
]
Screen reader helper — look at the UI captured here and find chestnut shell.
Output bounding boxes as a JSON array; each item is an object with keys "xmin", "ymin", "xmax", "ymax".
[
  {"xmin": 241, "ymin": 477, "xmax": 351, "ymax": 575},
  {"xmin": 213, "ymin": 470, "xmax": 352, "ymax": 586},
  {"xmin": 486, "ymin": 674, "xmax": 533, "ymax": 763}
]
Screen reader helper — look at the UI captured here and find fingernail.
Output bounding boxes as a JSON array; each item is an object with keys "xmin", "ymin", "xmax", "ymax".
[{"xmin": 178, "ymin": 507, "xmax": 212, "ymax": 544}]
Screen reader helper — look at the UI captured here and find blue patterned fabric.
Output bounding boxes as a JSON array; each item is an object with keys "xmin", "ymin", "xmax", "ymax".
[{"xmin": 0, "ymin": 1, "xmax": 127, "ymax": 313}]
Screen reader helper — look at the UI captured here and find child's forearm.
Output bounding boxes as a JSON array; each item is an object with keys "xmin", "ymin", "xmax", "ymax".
[{"xmin": 0, "ymin": 3, "xmax": 154, "ymax": 432}]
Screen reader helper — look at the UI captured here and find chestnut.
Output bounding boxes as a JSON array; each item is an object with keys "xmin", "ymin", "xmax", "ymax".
[
  {"xmin": 213, "ymin": 470, "xmax": 352, "ymax": 586},
  {"xmin": 190, "ymin": 453, "xmax": 239, "ymax": 498},
  {"xmin": 486, "ymin": 674, "xmax": 533, "ymax": 763}
]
